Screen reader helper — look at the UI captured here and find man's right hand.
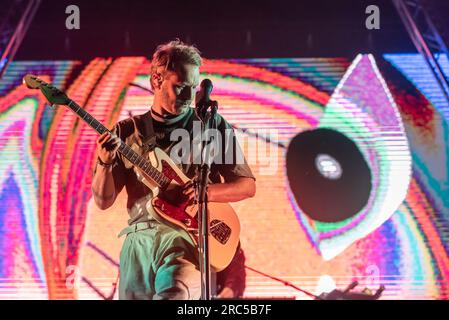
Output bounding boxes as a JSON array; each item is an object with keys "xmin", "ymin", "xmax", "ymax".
[{"xmin": 96, "ymin": 131, "xmax": 121, "ymax": 164}]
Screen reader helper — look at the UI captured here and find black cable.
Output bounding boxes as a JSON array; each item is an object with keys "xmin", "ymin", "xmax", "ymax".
[{"xmin": 244, "ymin": 264, "xmax": 321, "ymax": 300}]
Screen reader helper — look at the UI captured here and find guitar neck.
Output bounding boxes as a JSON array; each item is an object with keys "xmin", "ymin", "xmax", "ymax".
[{"xmin": 66, "ymin": 100, "xmax": 168, "ymax": 188}]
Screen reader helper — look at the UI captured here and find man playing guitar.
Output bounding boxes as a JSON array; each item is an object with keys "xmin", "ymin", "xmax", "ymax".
[{"xmin": 91, "ymin": 39, "xmax": 256, "ymax": 300}]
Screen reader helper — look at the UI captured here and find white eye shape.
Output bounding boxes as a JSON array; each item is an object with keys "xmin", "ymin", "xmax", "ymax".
[{"xmin": 287, "ymin": 54, "xmax": 412, "ymax": 262}]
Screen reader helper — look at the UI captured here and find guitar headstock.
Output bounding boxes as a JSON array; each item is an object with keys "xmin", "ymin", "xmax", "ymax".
[{"xmin": 23, "ymin": 74, "xmax": 70, "ymax": 106}]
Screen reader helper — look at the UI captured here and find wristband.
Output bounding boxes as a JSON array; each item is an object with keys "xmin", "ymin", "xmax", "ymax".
[{"xmin": 97, "ymin": 157, "xmax": 114, "ymax": 167}]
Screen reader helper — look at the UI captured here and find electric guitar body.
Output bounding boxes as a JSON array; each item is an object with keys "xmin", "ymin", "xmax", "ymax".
[{"xmin": 136, "ymin": 147, "xmax": 241, "ymax": 272}]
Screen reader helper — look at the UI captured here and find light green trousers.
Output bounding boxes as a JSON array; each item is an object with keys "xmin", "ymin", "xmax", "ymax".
[{"xmin": 118, "ymin": 221, "xmax": 201, "ymax": 300}]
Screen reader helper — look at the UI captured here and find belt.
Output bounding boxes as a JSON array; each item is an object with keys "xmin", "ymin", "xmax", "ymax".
[{"xmin": 117, "ymin": 221, "xmax": 157, "ymax": 238}]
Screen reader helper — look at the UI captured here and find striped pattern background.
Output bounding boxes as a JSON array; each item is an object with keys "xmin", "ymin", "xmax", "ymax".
[{"xmin": 0, "ymin": 54, "xmax": 448, "ymax": 299}]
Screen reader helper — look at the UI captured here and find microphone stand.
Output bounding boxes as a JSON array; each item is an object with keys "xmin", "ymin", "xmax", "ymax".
[{"xmin": 196, "ymin": 100, "xmax": 218, "ymax": 300}]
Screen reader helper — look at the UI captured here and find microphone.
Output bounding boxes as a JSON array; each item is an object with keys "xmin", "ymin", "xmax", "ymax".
[
  {"xmin": 195, "ymin": 78, "xmax": 216, "ymax": 119},
  {"xmin": 196, "ymin": 78, "xmax": 213, "ymax": 106}
]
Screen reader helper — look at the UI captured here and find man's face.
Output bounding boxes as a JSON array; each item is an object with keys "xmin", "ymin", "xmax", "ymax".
[{"xmin": 153, "ymin": 63, "xmax": 200, "ymax": 116}]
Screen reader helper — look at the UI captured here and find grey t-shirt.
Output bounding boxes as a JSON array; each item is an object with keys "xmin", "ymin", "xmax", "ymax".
[{"xmin": 101, "ymin": 107, "xmax": 255, "ymax": 225}]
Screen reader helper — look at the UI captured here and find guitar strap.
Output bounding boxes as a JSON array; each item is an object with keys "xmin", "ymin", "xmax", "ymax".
[{"xmin": 130, "ymin": 110, "xmax": 157, "ymax": 153}]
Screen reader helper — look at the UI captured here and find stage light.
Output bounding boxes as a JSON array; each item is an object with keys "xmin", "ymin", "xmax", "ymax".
[{"xmin": 316, "ymin": 275, "xmax": 337, "ymax": 295}]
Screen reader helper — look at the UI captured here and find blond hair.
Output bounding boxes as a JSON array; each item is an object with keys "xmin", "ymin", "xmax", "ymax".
[{"xmin": 150, "ymin": 39, "xmax": 202, "ymax": 88}]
